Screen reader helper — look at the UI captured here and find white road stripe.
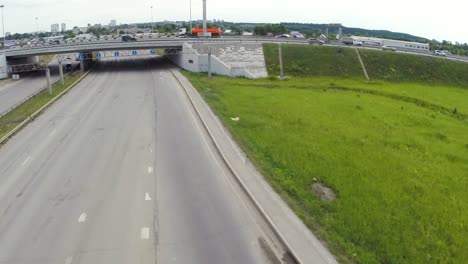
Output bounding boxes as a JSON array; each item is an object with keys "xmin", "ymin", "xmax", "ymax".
[
  {"xmin": 147, "ymin": 166, "xmax": 154, "ymax": 174},
  {"xmin": 21, "ymin": 156, "xmax": 31, "ymax": 166},
  {"xmin": 65, "ymin": 256, "xmax": 73, "ymax": 264},
  {"xmin": 49, "ymin": 128, "xmax": 57, "ymax": 137},
  {"xmin": 141, "ymin": 227, "xmax": 150, "ymax": 239},
  {"xmin": 145, "ymin": 192, "xmax": 152, "ymax": 201},
  {"xmin": 78, "ymin": 213, "xmax": 87, "ymax": 223}
]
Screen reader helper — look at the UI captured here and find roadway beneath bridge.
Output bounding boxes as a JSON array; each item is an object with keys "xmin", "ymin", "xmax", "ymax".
[
  {"xmin": 0, "ymin": 57, "xmax": 278, "ymax": 264},
  {"xmin": 0, "ymin": 58, "xmax": 61, "ymax": 115}
]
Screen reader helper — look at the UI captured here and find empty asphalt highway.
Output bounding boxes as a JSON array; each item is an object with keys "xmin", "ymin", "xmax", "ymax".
[{"xmin": 0, "ymin": 57, "xmax": 279, "ymax": 264}]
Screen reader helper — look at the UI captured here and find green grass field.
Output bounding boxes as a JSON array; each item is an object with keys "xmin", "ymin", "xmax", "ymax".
[
  {"xmin": 0, "ymin": 72, "xmax": 84, "ymax": 140},
  {"xmin": 184, "ymin": 70, "xmax": 468, "ymax": 263},
  {"xmin": 264, "ymin": 44, "xmax": 468, "ymax": 88}
]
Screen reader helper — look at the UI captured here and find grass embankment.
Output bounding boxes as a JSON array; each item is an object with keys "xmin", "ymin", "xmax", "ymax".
[
  {"xmin": 0, "ymin": 72, "xmax": 84, "ymax": 140},
  {"xmin": 264, "ymin": 43, "xmax": 468, "ymax": 88},
  {"xmin": 184, "ymin": 44, "xmax": 468, "ymax": 263}
]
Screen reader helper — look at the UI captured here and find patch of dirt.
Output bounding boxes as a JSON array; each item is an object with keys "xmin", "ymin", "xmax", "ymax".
[{"xmin": 312, "ymin": 183, "xmax": 336, "ymax": 202}]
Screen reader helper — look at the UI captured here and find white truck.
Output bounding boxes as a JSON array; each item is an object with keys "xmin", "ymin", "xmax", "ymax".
[
  {"xmin": 342, "ymin": 37, "xmax": 363, "ymax": 46},
  {"xmin": 178, "ymin": 28, "xmax": 187, "ymax": 37}
]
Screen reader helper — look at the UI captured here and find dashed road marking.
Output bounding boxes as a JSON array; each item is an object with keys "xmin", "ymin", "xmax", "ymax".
[
  {"xmin": 65, "ymin": 256, "xmax": 73, "ymax": 264},
  {"xmin": 49, "ymin": 128, "xmax": 57, "ymax": 137},
  {"xmin": 22, "ymin": 156, "xmax": 31, "ymax": 166},
  {"xmin": 147, "ymin": 166, "xmax": 154, "ymax": 174},
  {"xmin": 78, "ymin": 213, "xmax": 87, "ymax": 223},
  {"xmin": 145, "ymin": 192, "xmax": 152, "ymax": 201},
  {"xmin": 141, "ymin": 227, "xmax": 150, "ymax": 239}
]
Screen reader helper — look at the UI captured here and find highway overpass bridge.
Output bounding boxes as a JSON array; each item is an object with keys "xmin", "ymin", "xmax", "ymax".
[{"xmin": 1, "ymin": 38, "xmax": 305, "ymax": 79}]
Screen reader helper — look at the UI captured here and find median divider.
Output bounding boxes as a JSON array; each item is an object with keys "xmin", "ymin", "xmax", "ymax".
[
  {"xmin": 0, "ymin": 63, "xmax": 98, "ymax": 146},
  {"xmin": 169, "ymin": 68, "xmax": 339, "ymax": 264}
]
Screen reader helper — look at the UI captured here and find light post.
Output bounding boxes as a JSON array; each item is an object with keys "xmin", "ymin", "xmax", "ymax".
[
  {"xmin": 0, "ymin": 5, "xmax": 4, "ymax": 48},
  {"xmin": 202, "ymin": 0, "xmax": 207, "ymax": 36},
  {"xmin": 189, "ymin": 0, "xmax": 192, "ymax": 33},
  {"xmin": 35, "ymin": 17, "xmax": 38, "ymax": 40},
  {"xmin": 150, "ymin": 6, "xmax": 154, "ymax": 33}
]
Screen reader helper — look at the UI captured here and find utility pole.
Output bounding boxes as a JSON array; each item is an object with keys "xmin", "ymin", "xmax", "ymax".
[
  {"xmin": 35, "ymin": 17, "xmax": 38, "ymax": 40},
  {"xmin": 0, "ymin": 5, "xmax": 5, "ymax": 48},
  {"xmin": 46, "ymin": 68, "xmax": 52, "ymax": 95},
  {"xmin": 278, "ymin": 43, "xmax": 284, "ymax": 79},
  {"xmin": 189, "ymin": 0, "xmax": 192, "ymax": 34},
  {"xmin": 202, "ymin": 0, "xmax": 207, "ymax": 36},
  {"xmin": 58, "ymin": 60, "xmax": 64, "ymax": 85},
  {"xmin": 208, "ymin": 48, "xmax": 212, "ymax": 78}
]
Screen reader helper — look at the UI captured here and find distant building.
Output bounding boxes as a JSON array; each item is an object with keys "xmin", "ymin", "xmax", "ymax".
[
  {"xmin": 109, "ymin": 20, "xmax": 117, "ymax": 28},
  {"xmin": 5, "ymin": 32, "xmax": 10, "ymax": 37},
  {"xmin": 51, "ymin": 23, "xmax": 60, "ymax": 33},
  {"xmin": 61, "ymin": 23, "xmax": 66, "ymax": 32},
  {"xmin": 73, "ymin": 27, "xmax": 88, "ymax": 34}
]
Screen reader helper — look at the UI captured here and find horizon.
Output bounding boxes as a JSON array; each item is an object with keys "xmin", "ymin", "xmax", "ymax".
[
  {"xmin": 7, "ymin": 19, "xmax": 464, "ymax": 45},
  {"xmin": 3, "ymin": 0, "xmax": 468, "ymax": 44}
]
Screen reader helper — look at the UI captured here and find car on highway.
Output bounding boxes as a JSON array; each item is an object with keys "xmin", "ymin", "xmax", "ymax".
[
  {"xmin": 276, "ymin": 34, "xmax": 292, "ymax": 38},
  {"xmin": 382, "ymin": 45, "xmax": 396, "ymax": 51},
  {"xmin": 122, "ymin": 35, "xmax": 137, "ymax": 42},
  {"xmin": 309, "ymin": 38, "xmax": 325, "ymax": 45},
  {"xmin": 434, "ymin": 50, "xmax": 447, "ymax": 57}
]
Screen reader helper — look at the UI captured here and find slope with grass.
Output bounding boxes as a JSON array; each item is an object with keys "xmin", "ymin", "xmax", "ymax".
[
  {"xmin": 184, "ymin": 45, "xmax": 468, "ymax": 263},
  {"xmin": 264, "ymin": 43, "xmax": 468, "ymax": 88},
  {"xmin": 185, "ymin": 74, "xmax": 468, "ymax": 263}
]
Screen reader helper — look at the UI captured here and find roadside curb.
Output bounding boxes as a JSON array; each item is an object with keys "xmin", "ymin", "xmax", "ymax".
[
  {"xmin": 0, "ymin": 63, "xmax": 98, "ymax": 146},
  {"xmin": 170, "ymin": 69, "xmax": 340, "ymax": 264},
  {"xmin": 169, "ymin": 69, "xmax": 303, "ymax": 263}
]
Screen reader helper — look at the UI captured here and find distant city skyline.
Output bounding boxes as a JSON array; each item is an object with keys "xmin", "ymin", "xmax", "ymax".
[{"xmin": 2, "ymin": 0, "xmax": 468, "ymax": 43}]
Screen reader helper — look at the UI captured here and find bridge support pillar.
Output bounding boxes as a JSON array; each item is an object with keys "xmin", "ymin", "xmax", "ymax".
[
  {"xmin": 79, "ymin": 52, "xmax": 93, "ymax": 72},
  {"xmin": 46, "ymin": 68, "xmax": 52, "ymax": 95},
  {"xmin": 0, "ymin": 52, "xmax": 7, "ymax": 79},
  {"xmin": 59, "ymin": 60, "xmax": 64, "ymax": 85}
]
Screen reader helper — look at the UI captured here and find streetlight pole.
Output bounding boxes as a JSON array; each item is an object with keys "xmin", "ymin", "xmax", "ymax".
[
  {"xmin": 202, "ymin": 0, "xmax": 207, "ymax": 36},
  {"xmin": 150, "ymin": 6, "xmax": 154, "ymax": 33},
  {"xmin": 35, "ymin": 17, "xmax": 38, "ymax": 40},
  {"xmin": 189, "ymin": 0, "xmax": 192, "ymax": 33},
  {"xmin": 0, "ymin": 5, "xmax": 5, "ymax": 48}
]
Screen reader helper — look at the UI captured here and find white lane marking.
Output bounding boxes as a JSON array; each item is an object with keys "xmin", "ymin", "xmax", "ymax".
[
  {"xmin": 149, "ymin": 148, "xmax": 153, "ymax": 153},
  {"xmin": 78, "ymin": 213, "xmax": 87, "ymax": 223},
  {"xmin": 141, "ymin": 227, "xmax": 150, "ymax": 239},
  {"xmin": 49, "ymin": 128, "xmax": 57, "ymax": 137},
  {"xmin": 22, "ymin": 156, "xmax": 31, "ymax": 166},
  {"xmin": 147, "ymin": 166, "xmax": 154, "ymax": 174},
  {"xmin": 65, "ymin": 256, "xmax": 73, "ymax": 264},
  {"xmin": 145, "ymin": 192, "xmax": 152, "ymax": 201}
]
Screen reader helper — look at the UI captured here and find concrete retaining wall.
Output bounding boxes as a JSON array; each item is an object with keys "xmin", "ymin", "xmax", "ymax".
[{"xmin": 166, "ymin": 42, "xmax": 268, "ymax": 79}]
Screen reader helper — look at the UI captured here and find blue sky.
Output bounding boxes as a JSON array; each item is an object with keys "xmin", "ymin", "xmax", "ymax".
[{"xmin": 4, "ymin": 0, "xmax": 468, "ymax": 43}]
